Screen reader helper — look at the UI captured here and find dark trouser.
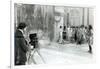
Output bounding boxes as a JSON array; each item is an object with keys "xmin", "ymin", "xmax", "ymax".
[
  {"xmin": 15, "ymin": 61, "xmax": 25, "ymax": 65},
  {"xmin": 89, "ymin": 45, "xmax": 92, "ymax": 53},
  {"xmin": 15, "ymin": 57, "xmax": 26, "ymax": 65}
]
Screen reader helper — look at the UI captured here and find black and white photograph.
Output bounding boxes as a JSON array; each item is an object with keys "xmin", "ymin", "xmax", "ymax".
[{"xmin": 14, "ymin": 3, "xmax": 94, "ymax": 66}]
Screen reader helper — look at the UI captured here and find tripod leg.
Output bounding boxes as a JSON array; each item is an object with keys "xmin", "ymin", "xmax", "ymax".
[
  {"xmin": 31, "ymin": 54, "xmax": 37, "ymax": 64},
  {"xmin": 36, "ymin": 49, "xmax": 45, "ymax": 63},
  {"xmin": 27, "ymin": 53, "xmax": 32, "ymax": 64}
]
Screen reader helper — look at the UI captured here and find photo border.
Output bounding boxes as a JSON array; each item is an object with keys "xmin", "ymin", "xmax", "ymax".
[{"xmin": 10, "ymin": 0, "xmax": 96, "ymax": 69}]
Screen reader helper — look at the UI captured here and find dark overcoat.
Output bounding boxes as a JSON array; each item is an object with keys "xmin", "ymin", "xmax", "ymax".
[{"xmin": 15, "ymin": 29, "xmax": 28, "ymax": 64}]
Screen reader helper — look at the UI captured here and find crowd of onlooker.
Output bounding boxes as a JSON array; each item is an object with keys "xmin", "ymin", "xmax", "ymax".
[
  {"xmin": 57, "ymin": 25, "xmax": 93, "ymax": 53},
  {"xmin": 62, "ymin": 25, "xmax": 93, "ymax": 53},
  {"xmin": 62, "ymin": 25, "xmax": 93, "ymax": 45}
]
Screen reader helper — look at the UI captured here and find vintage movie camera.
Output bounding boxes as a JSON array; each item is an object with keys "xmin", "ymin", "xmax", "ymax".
[{"xmin": 29, "ymin": 33, "xmax": 38, "ymax": 50}]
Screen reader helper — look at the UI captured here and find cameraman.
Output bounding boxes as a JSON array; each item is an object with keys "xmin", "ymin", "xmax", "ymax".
[{"xmin": 15, "ymin": 22, "xmax": 30, "ymax": 65}]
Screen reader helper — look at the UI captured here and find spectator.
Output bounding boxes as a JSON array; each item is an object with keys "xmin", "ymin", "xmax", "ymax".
[{"xmin": 87, "ymin": 25, "xmax": 93, "ymax": 53}]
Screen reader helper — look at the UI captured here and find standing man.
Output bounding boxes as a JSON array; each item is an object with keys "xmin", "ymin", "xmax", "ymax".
[
  {"xmin": 15, "ymin": 22, "xmax": 29, "ymax": 65},
  {"xmin": 59, "ymin": 26, "xmax": 63, "ymax": 44},
  {"xmin": 87, "ymin": 25, "xmax": 93, "ymax": 53}
]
